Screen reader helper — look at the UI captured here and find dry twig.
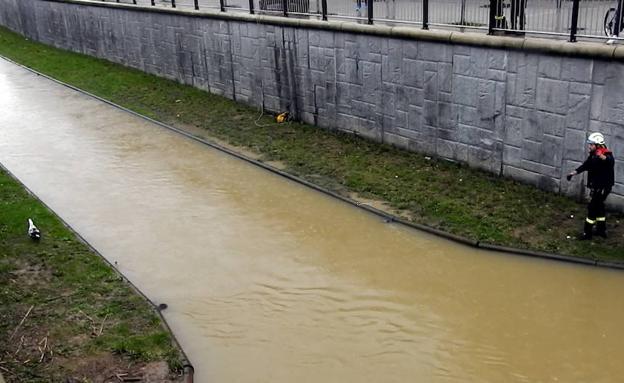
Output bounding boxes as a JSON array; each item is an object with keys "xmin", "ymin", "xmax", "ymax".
[
  {"xmin": 9, "ymin": 305, "xmax": 34, "ymax": 341},
  {"xmin": 38, "ymin": 336, "xmax": 48, "ymax": 363},
  {"xmin": 98, "ymin": 314, "xmax": 109, "ymax": 337},
  {"xmin": 44, "ymin": 292, "xmax": 77, "ymax": 303},
  {"xmin": 0, "ymin": 365, "xmax": 15, "ymax": 376},
  {"xmin": 77, "ymin": 309, "xmax": 94, "ymax": 323},
  {"xmin": 14, "ymin": 335, "xmax": 25, "ymax": 356}
]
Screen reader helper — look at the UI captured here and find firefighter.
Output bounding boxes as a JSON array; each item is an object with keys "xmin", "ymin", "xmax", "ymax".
[{"xmin": 566, "ymin": 132, "xmax": 616, "ymax": 240}]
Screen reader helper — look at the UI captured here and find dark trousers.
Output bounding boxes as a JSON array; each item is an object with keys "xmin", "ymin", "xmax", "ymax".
[
  {"xmin": 511, "ymin": 0, "xmax": 526, "ymax": 30},
  {"xmin": 588, "ymin": 188, "xmax": 611, "ymax": 221},
  {"xmin": 615, "ymin": 0, "xmax": 623, "ymax": 37}
]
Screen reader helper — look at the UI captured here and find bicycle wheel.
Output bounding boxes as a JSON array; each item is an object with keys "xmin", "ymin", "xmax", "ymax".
[{"xmin": 605, "ymin": 7, "xmax": 617, "ymax": 36}]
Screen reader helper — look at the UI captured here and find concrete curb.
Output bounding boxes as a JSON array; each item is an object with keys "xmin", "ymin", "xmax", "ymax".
[
  {"xmin": 44, "ymin": 0, "xmax": 623, "ymax": 62},
  {"xmin": 2, "ymin": 54, "xmax": 621, "ymax": 271}
]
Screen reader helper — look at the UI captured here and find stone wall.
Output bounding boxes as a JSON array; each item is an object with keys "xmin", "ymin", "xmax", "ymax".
[{"xmin": 1, "ymin": 0, "xmax": 623, "ymax": 209}]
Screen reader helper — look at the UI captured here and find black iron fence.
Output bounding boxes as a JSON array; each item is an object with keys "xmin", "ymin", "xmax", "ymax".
[{"xmin": 103, "ymin": 0, "xmax": 624, "ymax": 42}]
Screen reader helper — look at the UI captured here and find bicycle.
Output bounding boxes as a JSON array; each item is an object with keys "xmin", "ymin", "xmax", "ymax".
[{"xmin": 604, "ymin": 4, "xmax": 624, "ymax": 36}]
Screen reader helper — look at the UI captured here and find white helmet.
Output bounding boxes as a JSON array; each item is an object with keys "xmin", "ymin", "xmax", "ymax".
[{"xmin": 587, "ymin": 132, "xmax": 605, "ymax": 145}]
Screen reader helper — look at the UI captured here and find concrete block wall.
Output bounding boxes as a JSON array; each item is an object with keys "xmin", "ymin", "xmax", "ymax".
[{"xmin": 1, "ymin": 0, "xmax": 622, "ymax": 210}]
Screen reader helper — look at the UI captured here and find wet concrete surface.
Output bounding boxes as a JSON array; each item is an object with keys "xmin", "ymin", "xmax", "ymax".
[{"xmin": 1, "ymin": 58, "xmax": 624, "ymax": 382}]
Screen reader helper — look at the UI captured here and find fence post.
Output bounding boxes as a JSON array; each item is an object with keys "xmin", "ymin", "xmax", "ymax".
[
  {"xmin": 151, "ymin": 0, "xmax": 154, "ymax": 5},
  {"xmin": 249, "ymin": 0, "xmax": 254, "ymax": 14},
  {"xmin": 488, "ymin": 0, "xmax": 496, "ymax": 34},
  {"xmin": 194, "ymin": 0, "xmax": 199, "ymax": 10},
  {"xmin": 423, "ymin": 0, "xmax": 428, "ymax": 30},
  {"xmin": 219, "ymin": 0, "xmax": 225, "ymax": 11},
  {"xmin": 171, "ymin": 0, "xmax": 176, "ymax": 8},
  {"xmin": 282, "ymin": 0, "xmax": 288, "ymax": 16},
  {"xmin": 569, "ymin": 0, "xmax": 580, "ymax": 42},
  {"xmin": 322, "ymin": 0, "xmax": 327, "ymax": 20},
  {"xmin": 133, "ymin": 0, "xmax": 136, "ymax": 4},
  {"xmin": 368, "ymin": 0, "xmax": 373, "ymax": 24}
]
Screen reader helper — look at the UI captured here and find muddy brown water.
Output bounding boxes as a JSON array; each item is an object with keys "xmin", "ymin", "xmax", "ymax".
[{"xmin": 1, "ymin": 58, "xmax": 624, "ymax": 382}]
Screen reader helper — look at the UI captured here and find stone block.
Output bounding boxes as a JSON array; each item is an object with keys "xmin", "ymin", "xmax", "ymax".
[
  {"xmin": 538, "ymin": 56, "xmax": 562, "ymax": 80},
  {"xmin": 424, "ymin": 100, "xmax": 438, "ymax": 127},
  {"xmin": 508, "ymin": 54, "xmax": 538, "ymax": 107},
  {"xmin": 600, "ymin": 65, "xmax": 624, "ymax": 124},
  {"xmin": 407, "ymin": 105, "xmax": 423, "ymax": 131},
  {"xmin": 536, "ymin": 78, "xmax": 569, "ymax": 115},
  {"xmin": 488, "ymin": 69, "xmax": 506, "ymax": 82},
  {"xmin": 345, "ymin": 58, "xmax": 361, "ymax": 84},
  {"xmin": 590, "ymin": 84, "xmax": 604, "ymax": 121},
  {"xmin": 453, "ymin": 75, "xmax": 479, "ymax": 107},
  {"xmin": 565, "ymin": 94, "xmax": 590, "ymax": 131},
  {"xmin": 405, "ymin": 86, "xmax": 424, "ymax": 108},
  {"xmin": 362, "ymin": 61, "xmax": 381, "ymax": 86},
  {"xmin": 541, "ymin": 134, "xmax": 564, "ymax": 167},
  {"xmin": 520, "ymin": 159, "xmax": 560, "ymax": 180},
  {"xmin": 397, "ymin": 126, "xmax": 424, "ymax": 141},
  {"xmin": 503, "ymin": 145, "xmax": 522, "ymax": 166},
  {"xmin": 453, "ymin": 50, "xmax": 487, "ymax": 77},
  {"xmin": 308, "ymin": 30, "xmax": 322, "ymax": 47},
  {"xmin": 457, "ymin": 124, "xmax": 482, "ymax": 146},
  {"xmin": 537, "ymin": 111, "xmax": 566, "ymax": 137},
  {"xmin": 453, "ymin": 44, "xmax": 471, "ymax": 56},
  {"xmin": 418, "ymin": 41, "xmax": 451, "ymax": 63},
  {"xmin": 424, "ymin": 61, "xmax": 437, "ymax": 72},
  {"xmin": 563, "ymin": 128, "xmax": 588, "ymax": 161},
  {"xmin": 438, "ymin": 63, "xmax": 453, "ymax": 93},
  {"xmin": 383, "ymin": 132, "xmax": 411, "ymax": 149},
  {"xmin": 561, "ymin": 58, "xmax": 592, "ymax": 83},
  {"xmin": 476, "ymin": 80, "xmax": 497, "ymax": 127},
  {"xmin": 423, "ymin": 70, "xmax": 437, "ymax": 100},
  {"xmin": 488, "ymin": 50, "xmax": 507, "ymax": 71},
  {"xmin": 402, "ymin": 40, "xmax": 418, "ymax": 60},
  {"xmin": 402, "ymin": 58, "xmax": 423, "ymax": 89},
  {"xmin": 459, "ymin": 105, "xmax": 479, "ymax": 127},
  {"xmin": 345, "ymin": 40, "xmax": 358, "ymax": 59},
  {"xmin": 438, "ymin": 102, "xmax": 456, "ymax": 130},
  {"xmin": 503, "ymin": 165, "xmax": 542, "ymax": 186},
  {"xmin": 382, "ymin": 54, "xmax": 403, "ymax": 85},
  {"xmin": 437, "ymin": 139, "xmax": 469, "ymax": 163},
  {"xmin": 592, "ymin": 60, "xmax": 608, "ymax": 85},
  {"xmin": 570, "ymin": 82, "xmax": 591, "ymax": 95},
  {"xmin": 395, "ymin": 110, "xmax": 408, "ymax": 129},
  {"xmin": 606, "ymin": 192, "xmax": 624, "ymax": 211},
  {"xmin": 439, "ymin": 91, "xmax": 453, "ymax": 104},
  {"xmin": 468, "ymin": 146, "xmax": 500, "ymax": 173}
]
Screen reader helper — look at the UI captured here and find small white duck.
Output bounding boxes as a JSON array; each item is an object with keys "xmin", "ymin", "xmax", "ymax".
[{"xmin": 27, "ymin": 218, "xmax": 41, "ymax": 241}]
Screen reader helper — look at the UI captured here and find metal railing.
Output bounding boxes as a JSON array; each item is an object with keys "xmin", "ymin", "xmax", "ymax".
[{"xmin": 100, "ymin": 0, "xmax": 624, "ymax": 42}]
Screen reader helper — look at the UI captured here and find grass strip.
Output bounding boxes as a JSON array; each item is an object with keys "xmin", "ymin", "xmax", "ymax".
[
  {"xmin": 0, "ymin": 25, "xmax": 622, "ymax": 263},
  {"xmin": 0, "ymin": 165, "xmax": 183, "ymax": 380}
]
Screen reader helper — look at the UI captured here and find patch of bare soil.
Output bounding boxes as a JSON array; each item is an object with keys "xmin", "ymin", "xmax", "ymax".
[
  {"xmin": 56, "ymin": 355, "xmax": 182, "ymax": 383},
  {"xmin": 174, "ymin": 122, "xmax": 288, "ymax": 170},
  {"xmin": 348, "ymin": 192, "xmax": 414, "ymax": 221}
]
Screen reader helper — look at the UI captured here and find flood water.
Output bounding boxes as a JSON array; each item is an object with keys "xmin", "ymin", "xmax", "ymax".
[{"xmin": 1, "ymin": 58, "xmax": 623, "ymax": 382}]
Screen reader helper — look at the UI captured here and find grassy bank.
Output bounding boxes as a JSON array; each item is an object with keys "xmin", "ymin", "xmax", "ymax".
[
  {"xmin": 0, "ymin": 166, "xmax": 183, "ymax": 380},
  {"xmin": 0, "ymin": 26, "xmax": 622, "ymax": 263}
]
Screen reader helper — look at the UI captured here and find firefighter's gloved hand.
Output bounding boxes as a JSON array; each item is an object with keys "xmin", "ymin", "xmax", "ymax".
[{"xmin": 566, "ymin": 174, "xmax": 573, "ymax": 181}]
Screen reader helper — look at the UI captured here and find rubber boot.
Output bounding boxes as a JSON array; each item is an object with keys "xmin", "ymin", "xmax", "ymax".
[
  {"xmin": 578, "ymin": 221, "xmax": 593, "ymax": 240},
  {"xmin": 596, "ymin": 220, "xmax": 607, "ymax": 239}
]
